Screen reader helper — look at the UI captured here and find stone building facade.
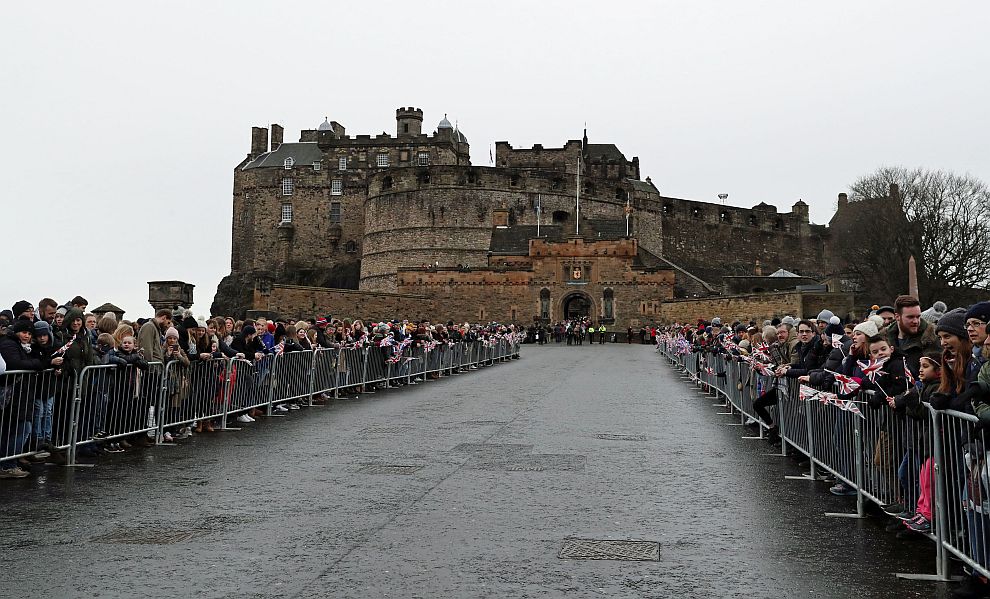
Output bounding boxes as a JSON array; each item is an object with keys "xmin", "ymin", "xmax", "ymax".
[{"xmin": 214, "ymin": 106, "xmax": 846, "ymax": 324}]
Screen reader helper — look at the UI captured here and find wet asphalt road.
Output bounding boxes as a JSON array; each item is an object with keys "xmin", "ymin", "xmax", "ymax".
[{"xmin": 1, "ymin": 344, "xmax": 953, "ymax": 598}]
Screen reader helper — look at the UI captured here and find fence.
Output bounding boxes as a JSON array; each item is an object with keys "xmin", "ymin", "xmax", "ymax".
[
  {"xmin": 0, "ymin": 339, "xmax": 521, "ymax": 469},
  {"xmin": 657, "ymin": 339, "xmax": 986, "ymax": 583}
]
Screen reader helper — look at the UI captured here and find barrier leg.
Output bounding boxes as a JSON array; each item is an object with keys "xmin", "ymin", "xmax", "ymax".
[
  {"xmin": 217, "ymin": 361, "xmax": 240, "ymax": 432},
  {"xmin": 826, "ymin": 415, "xmax": 866, "ymax": 519},
  {"xmin": 785, "ymin": 399, "xmax": 821, "ymax": 481}
]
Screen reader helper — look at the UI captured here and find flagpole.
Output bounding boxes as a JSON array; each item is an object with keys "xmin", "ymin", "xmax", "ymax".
[
  {"xmin": 536, "ymin": 194, "xmax": 541, "ymax": 238},
  {"xmin": 575, "ymin": 152, "xmax": 581, "ymax": 235}
]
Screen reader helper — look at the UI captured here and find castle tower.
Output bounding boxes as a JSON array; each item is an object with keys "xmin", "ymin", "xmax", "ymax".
[{"xmin": 396, "ymin": 107, "xmax": 424, "ymax": 137}]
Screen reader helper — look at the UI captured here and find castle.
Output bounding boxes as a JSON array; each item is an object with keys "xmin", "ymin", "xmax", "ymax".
[{"xmin": 213, "ymin": 107, "xmax": 857, "ymax": 327}]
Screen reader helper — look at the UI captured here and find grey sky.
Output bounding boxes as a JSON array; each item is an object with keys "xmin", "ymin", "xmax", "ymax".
[{"xmin": 3, "ymin": 1, "xmax": 987, "ymax": 318}]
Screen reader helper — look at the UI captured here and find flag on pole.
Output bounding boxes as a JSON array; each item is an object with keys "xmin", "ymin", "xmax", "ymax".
[{"xmin": 856, "ymin": 357, "xmax": 888, "ymax": 383}]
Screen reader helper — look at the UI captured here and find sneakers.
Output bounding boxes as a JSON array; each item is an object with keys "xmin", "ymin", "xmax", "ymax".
[
  {"xmin": 896, "ymin": 510, "xmax": 918, "ymax": 521},
  {"xmin": 236, "ymin": 414, "xmax": 253, "ymax": 423},
  {"xmin": 162, "ymin": 432, "xmax": 174, "ymax": 443},
  {"xmin": 881, "ymin": 502, "xmax": 906, "ymax": 516},
  {"xmin": 904, "ymin": 515, "xmax": 932, "ymax": 533},
  {"xmin": 745, "ymin": 417, "xmax": 758, "ymax": 426},
  {"xmin": 174, "ymin": 427, "xmax": 192, "ymax": 440},
  {"xmin": 105, "ymin": 442, "xmax": 125, "ymax": 453},
  {"xmin": 0, "ymin": 467, "xmax": 30, "ymax": 478},
  {"xmin": 274, "ymin": 404, "xmax": 289, "ymax": 413},
  {"xmin": 288, "ymin": 403, "xmax": 301, "ymax": 410},
  {"xmin": 92, "ymin": 431, "xmax": 109, "ymax": 440},
  {"xmin": 829, "ymin": 482, "xmax": 857, "ymax": 496}
]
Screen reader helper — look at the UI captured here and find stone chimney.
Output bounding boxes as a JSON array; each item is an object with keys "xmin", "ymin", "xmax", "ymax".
[
  {"xmin": 250, "ymin": 126, "xmax": 268, "ymax": 156},
  {"xmin": 270, "ymin": 124, "xmax": 284, "ymax": 151},
  {"xmin": 837, "ymin": 192, "xmax": 848, "ymax": 208}
]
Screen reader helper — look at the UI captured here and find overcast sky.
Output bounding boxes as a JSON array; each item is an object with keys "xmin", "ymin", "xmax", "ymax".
[{"xmin": 3, "ymin": 1, "xmax": 987, "ymax": 318}]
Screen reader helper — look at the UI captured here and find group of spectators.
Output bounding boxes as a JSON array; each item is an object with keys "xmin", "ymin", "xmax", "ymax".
[
  {"xmin": 659, "ymin": 294, "xmax": 990, "ymax": 599},
  {"xmin": 0, "ymin": 296, "xmax": 521, "ymax": 480},
  {"xmin": 525, "ymin": 319, "xmax": 660, "ymax": 345}
]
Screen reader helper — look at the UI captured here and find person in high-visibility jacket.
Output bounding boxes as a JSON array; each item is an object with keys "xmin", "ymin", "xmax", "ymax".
[{"xmin": 598, "ymin": 324, "xmax": 606, "ymax": 344}]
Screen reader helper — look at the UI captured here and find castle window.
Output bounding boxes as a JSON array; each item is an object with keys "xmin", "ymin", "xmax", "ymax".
[
  {"xmin": 663, "ymin": 203, "xmax": 673, "ymax": 215},
  {"xmin": 550, "ymin": 178, "xmax": 562, "ymax": 190},
  {"xmin": 774, "ymin": 218, "xmax": 784, "ymax": 230},
  {"xmin": 400, "ymin": 150, "xmax": 409, "ymax": 162},
  {"xmin": 283, "ymin": 157, "xmax": 294, "ymax": 169},
  {"xmin": 376, "ymin": 152, "xmax": 389, "ymax": 167},
  {"xmin": 692, "ymin": 207, "xmax": 701, "ymax": 219},
  {"xmin": 329, "ymin": 202, "xmax": 341, "ymax": 224},
  {"xmin": 540, "ymin": 288, "xmax": 550, "ymax": 320},
  {"xmin": 331, "ymin": 179, "xmax": 343, "ymax": 195},
  {"xmin": 417, "ymin": 152, "xmax": 430, "ymax": 166},
  {"xmin": 418, "ymin": 172, "xmax": 431, "ymax": 184},
  {"xmin": 281, "ymin": 178, "xmax": 294, "ymax": 196},
  {"xmin": 312, "ymin": 161, "xmax": 321, "ymax": 171},
  {"xmin": 552, "ymin": 210, "xmax": 569, "ymax": 224},
  {"xmin": 338, "ymin": 156, "xmax": 347, "ymax": 170},
  {"xmin": 603, "ymin": 288, "xmax": 614, "ymax": 319},
  {"xmin": 403, "ymin": 123, "xmax": 409, "ymax": 133},
  {"xmin": 382, "ymin": 176, "xmax": 393, "ymax": 190},
  {"xmin": 749, "ymin": 214, "xmax": 758, "ymax": 227},
  {"xmin": 468, "ymin": 171, "xmax": 478, "ymax": 184},
  {"xmin": 615, "ymin": 188, "xmax": 626, "ymax": 200},
  {"xmin": 510, "ymin": 174, "xmax": 519, "ymax": 186},
  {"xmin": 719, "ymin": 211, "xmax": 730, "ymax": 223},
  {"xmin": 345, "ymin": 240, "xmax": 357, "ymax": 253},
  {"xmin": 280, "ymin": 203, "xmax": 293, "ymax": 223}
]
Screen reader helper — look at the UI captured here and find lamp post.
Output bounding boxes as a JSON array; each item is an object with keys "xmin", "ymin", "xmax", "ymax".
[{"xmin": 718, "ymin": 193, "xmax": 728, "ymax": 205}]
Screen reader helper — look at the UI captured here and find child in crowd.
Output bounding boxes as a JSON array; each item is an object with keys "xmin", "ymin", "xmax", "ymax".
[{"xmin": 893, "ymin": 350, "xmax": 942, "ymax": 533}]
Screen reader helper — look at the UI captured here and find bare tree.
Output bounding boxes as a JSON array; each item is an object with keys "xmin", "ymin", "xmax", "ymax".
[{"xmin": 847, "ymin": 166, "xmax": 990, "ymax": 306}]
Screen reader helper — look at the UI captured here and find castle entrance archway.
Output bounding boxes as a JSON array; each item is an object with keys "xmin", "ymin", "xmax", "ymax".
[{"xmin": 561, "ymin": 292, "xmax": 594, "ymax": 321}]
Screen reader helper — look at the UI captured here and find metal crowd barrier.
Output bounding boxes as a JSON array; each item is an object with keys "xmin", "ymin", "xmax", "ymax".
[
  {"xmin": 0, "ymin": 339, "xmax": 521, "ymax": 469},
  {"xmin": 656, "ymin": 339, "xmax": 986, "ymax": 582}
]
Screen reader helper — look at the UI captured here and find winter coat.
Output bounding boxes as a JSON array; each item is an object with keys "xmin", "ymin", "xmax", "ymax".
[
  {"xmin": 785, "ymin": 336, "xmax": 829, "ymax": 378},
  {"xmin": 137, "ymin": 319, "xmax": 165, "ymax": 363},
  {"xmin": 884, "ymin": 318, "xmax": 940, "ymax": 376}
]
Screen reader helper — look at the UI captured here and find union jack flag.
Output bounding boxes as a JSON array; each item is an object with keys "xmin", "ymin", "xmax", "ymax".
[
  {"xmin": 903, "ymin": 358, "xmax": 916, "ymax": 387},
  {"xmin": 274, "ymin": 341, "xmax": 285, "ymax": 355},
  {"xmin": 844, "ymin": 400, "xmax": 865, "ymax": 418},
  {"xmin": 856, "ymin": 357, "xmax": 888, "ymax": 383},
  {"xmin": 828, "ymin": 370, "xmax": 861, "ymax": 394},
  {"xmin": 831, "ymin": 334, "xmax": 844, "ymax": 349},
  {"xmin": 705, "ymin": 366, "xmax": 715, "ymax": 376}
]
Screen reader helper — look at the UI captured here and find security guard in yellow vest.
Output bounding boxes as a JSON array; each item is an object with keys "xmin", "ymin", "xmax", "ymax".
[{"xmin": 598, "ymin": 324, "xmax": 606, "ymax": 344}]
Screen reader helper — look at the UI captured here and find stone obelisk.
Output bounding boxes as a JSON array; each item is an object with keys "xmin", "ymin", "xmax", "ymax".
[{"xmin": 908, "ymin": 255, "xmax": 919, "ymax": 298}]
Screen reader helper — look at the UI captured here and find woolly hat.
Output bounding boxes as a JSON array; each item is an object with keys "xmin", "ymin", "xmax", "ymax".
[
  {"xmin": 55, "ymin": 306, "xmax": 68, "ymax": 316},
  {"xmin": 165, "ymin": 326, "xmax": 180, "ymax": 339},
  {"xmin": 181, "ymin": 315, "xmax": 198, "ymax": 330},
  {"xmin": 33, "ymin": 320, "xmax": 52, "ymax": 337},
  {"xmin": 816, "ymin": 309, "xmax": 835, "ymax": 323},
  {"xmin": 922, "ymin": 301, "xmax": 948, "ymax": 324},
  {"xmin": 10, "ymin": 317, "xmax": 33, "ymax": 334},
  {"xmin": 936, "ymin": 307, "xmax": 968, "ymax": 340},
  {"xmin": 196, "ymin": 319, "xmax": 209, "ymax": 329},
  {"xmin": 965, "ymin": 301, "xmax": 990, "ymax": 324},
  {"xmin": 781, "ymin": 316, "xmax": 796, "ymax": 326},
  {"xmin": 829, "ymin": 316, "xmax": 841, "ymax": 325},
  {"xmin": 853, "ymin": 320, "xmax": 879, "ymax": 338},
  {"xmin": 711, "ymin": 317, "xmax": 722, "ymax": 326},
  {"xmin": 266, "ymin": 322, "xmax": 276, "ymax": 333},
  {"xmin": 771, "ymin": 317, "xmax": 781, "ymax": 326},
  {"xmin": 876, "ymin": 305, "xmax": 896, "ymax": 316},
  {"xmin": 315, "ymin": 318, "xmax": 328, "ymax": 328},
  {"xmin": 824, "ymin": 322, "xmax": 845, "ymax": 337},
  {"xmin": 12, "ymin": 300, "xmax": 33, "ymax": 316},
  {"xmin": 762, "ymin": 325, "xmax": 778, "ymax": 341},
  {"xmin": 242, "ymin": 325, "xmax": 256, "ymax": 336},
  {"xmin": 867, "ymin": 314, "xmax": 886, "ymax": 329},
  {"xmin": 739, "ymin": 339, "xmax": 751, "ymax": 350}
]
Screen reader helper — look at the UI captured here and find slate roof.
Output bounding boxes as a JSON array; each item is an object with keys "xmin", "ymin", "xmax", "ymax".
[
  {"xmin": 242, "ymin": 142, "xmax": 323, "ymax": 170},
  {"xmin": 489, "ymin": 225, "xmax": 563, "ymax": 254},
  {"xmin": 585, "ymin": 143, "xmax": 627, "ymax": 163},
  {"xmin": 626, "ymin": 178, "xmax": 657, "ymax": 193}
]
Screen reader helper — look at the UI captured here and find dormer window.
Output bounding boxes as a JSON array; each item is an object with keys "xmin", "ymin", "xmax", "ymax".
[
  {"xmin": 312, "ymin": 161, "xmax": 321, "ymax": 171},
  {"xmin": 284, "ymin": 157, "xmax": 294, "ymax": 169}
]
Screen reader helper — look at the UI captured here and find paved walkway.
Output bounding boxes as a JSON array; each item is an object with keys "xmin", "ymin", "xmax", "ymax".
[{"xmin": 2, "ymin": 345, "xmax": 949, "ymax": 598}]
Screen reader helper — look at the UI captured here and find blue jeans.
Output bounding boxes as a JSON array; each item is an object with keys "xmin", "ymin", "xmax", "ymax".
[
  {"xmin": 898, "ymin": 450, "xmax": 921, "ymax": 504},
  {"xmin": 33, "ymin": 395, "xmax": 54, "ymax": 445},
  {"xmin": 967, "ymin": 508, "xmax": 990, "ymax": 570},
  {"xmin": 0, "ymin": 418, "xmax": 32, "ymax": 470}
]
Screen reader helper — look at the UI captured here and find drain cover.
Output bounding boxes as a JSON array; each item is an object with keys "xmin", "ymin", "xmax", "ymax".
[
  {"xmin": 91, "ymin": 527, "xmax": 203, "ymax": 545},
  {"xmin": 361, "ymin": 425, "xmax": 414, "ymax": 434},
  {"xmin": 558, "ymin": 538, "xmax": 660, "ymax": 561},
  {"xmin": 595, "ymin": 433, "xmax": 647, "ymax": 442},
  {"xmin": 357, "ymin": 464, "xmax": 423, "ymax": 475}
]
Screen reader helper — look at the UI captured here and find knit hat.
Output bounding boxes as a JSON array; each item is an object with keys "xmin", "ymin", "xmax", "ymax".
[
  {"xmin": 781, "ymin": 316, "xmax": 796, "ymax": 326},
  {"xmin": 936, "ymin": 307, "xmax": 968, "ymax": 340},
  {"xmin": 771, "ymin": 317, "xmax": 781, "ymax": 326},
  {"xmin": 181, "ymin": 316, "xmax": 198, "ymax": 330},
  {"xmin": 829, "ymin": 316, "xmax": 841, "ymax": 325},
  {"xmin": 966, "ymin": 301, "xmax": 990, "ymax": 324},
  {"xmin": 762, "ymin": 325, "xmax": 778, "ymax": 341},
  {"xmin": 242, "ymin": 325, "xmax": 256, "ymax": 336},
  {"xmin": 868, "ymin": 314, "xmax": 885, "ymax": 329},
  {"xmin": 10, "ymin": 318, "xmax": 33, "ymax": 334},
  {"xmin": 267, "ymin": 322, "xmax": 276, "ymax": 333},
  {"xmin": 165, "ymin": 326, "xmax": 180, "ymax": 339},
  {"xmin": 196, "ymin": 319, "xmax": 209, "ymax": 329},
  {"xmin": 922, "ymin": 301, "xmax": 948, "ymax": 323},
  {"xmin": 12, "ymin": 300, "xmax": 33, "ymax": 316},
  {"xmin": 853, "ymin": 320, "xmax": 879, "ymax": 338},
  {"xmin": 824, "ymin": 322, "xmax": 845, "ymax": 337},
  {"xmin": 711, "ymin": 317, "xmax": 722, "ymax": 326},
  {"xmin": 55, "ymin": 306, "xmax": 68, "ymax": 316},
  {"xmin": 816, "ymin": 309, "xmax": 835, "ymax": 323},
  {"xmin": 33, "ymin": 320, "xmax": 52, "ymax": 337}
]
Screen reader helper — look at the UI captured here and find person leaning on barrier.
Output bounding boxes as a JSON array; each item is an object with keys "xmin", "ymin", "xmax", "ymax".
[
  {"xmin": 802, "ymin": 317, "xmax": 851, "ymax": 387},
  {"xmin": 232, "ymin": 325, "xmax": 267, "ymax": 361},
  {"xmin": 137, "ymin": 309, "xmax": 171, "ymax": 364},
  {"xmin": 0, "ymin": 318, "xmax": 45, "ymax": 478},
  {"xmin": 775, "ymin": 319, "xmax": 828, "ymax": 379},
  {"xmin": 928, "ymin": 308, "xmax": 977, "ymax": 414}
]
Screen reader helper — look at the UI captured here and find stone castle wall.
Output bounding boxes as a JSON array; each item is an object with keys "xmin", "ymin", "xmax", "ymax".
[{"xmin": 658, "ymin": 291, "xmax": 855, "ymax": 324}]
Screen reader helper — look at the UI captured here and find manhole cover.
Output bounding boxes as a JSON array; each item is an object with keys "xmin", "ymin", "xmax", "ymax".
[
  {"xmin": 558, "ymin": 538, "xmax": 660, "ymax": 561},
  {"xmin": 91, "ymin": 527, "xmax": 204, "ymax": 545},
  {"xmin": 357, "ymin": 464, "xmax": 423, "ymax": 475},
  {"xmin": 595, "ymin": 433, "xmax": 647, "ymax": 442}
]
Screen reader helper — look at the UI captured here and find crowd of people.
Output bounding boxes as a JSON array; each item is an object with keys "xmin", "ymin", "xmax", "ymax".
[
  {"xmin": 0, "ymin": 296, "xmax": 521, "ymax": 479},
  {"xmin": 524, "ymin": 318, "xmax": 659, "ymax": 345},
  {"xmin": 658, "ymin": 294, "xmax": 990, "ymax": 599}
]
